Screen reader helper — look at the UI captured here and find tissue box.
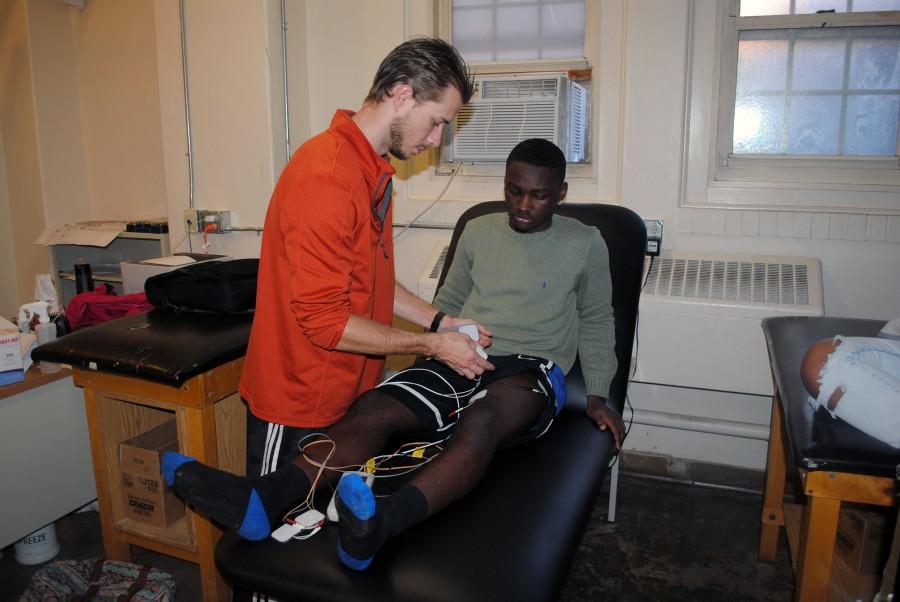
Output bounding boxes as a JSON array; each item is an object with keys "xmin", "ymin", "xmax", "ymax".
[{"xmin": 0, "ymin": 317, "xmax": 24, "ymax": 386}]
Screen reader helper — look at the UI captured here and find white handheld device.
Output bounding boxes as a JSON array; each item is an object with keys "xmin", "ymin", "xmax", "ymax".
[{"xmin": 458, "ymin": 324, "xmax": 487, "ymax": 359}]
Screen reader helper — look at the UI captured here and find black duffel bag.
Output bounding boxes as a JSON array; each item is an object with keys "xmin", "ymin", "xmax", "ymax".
[{"xmin": 145, "ymin": 258, "xmax": 258, "ymax": 313}]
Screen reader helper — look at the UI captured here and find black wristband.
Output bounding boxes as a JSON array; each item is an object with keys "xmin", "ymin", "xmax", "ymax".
[{"xmin": 429, "ymin": 310, "xmax": 446, "ymax": 332}]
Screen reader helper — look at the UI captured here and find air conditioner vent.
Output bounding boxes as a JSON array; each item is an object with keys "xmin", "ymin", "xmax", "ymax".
[
  {"xmin": 644, "ymin": 255, "xmax": 815, "ymax": 307},
  {"xmin": 482, "ymin": 78, "xmax": 559, "ymax": 98}
]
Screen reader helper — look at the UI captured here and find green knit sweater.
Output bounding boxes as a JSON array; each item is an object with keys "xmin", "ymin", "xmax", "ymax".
[{"xmin": 435, "ymin": 212, "xmax": 617, "ymax": 398}]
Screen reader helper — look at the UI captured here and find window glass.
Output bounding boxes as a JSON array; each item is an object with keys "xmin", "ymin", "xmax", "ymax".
[
  {"xmin": 733, "ymin": 26, "xmax": 900, "ymax": 156},
  {"xmin": 452, "ymin": 0, "xmax": 585, "ymax": 62},
  {"xmin": 741, "ymin": 0, "xmax": 900, "ymax": 15}
]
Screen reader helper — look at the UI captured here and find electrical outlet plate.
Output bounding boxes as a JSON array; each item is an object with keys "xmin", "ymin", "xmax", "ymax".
[
  {"xmin": 184, "ymin": 209, "xmax": 231, "ymax": 234},
  {"xmin": 644, "ymin": 219, "xmax": 663, "ymax": 239},
  {"xmin": 643, "ymin": 219, "xmax": 663, "ymax": 256}
]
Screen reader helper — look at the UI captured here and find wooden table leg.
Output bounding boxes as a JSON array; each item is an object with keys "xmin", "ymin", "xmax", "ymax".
[
  {"xmin": 84, "ymin": 391, "xmax": 131, "ymax": 562},
  {"xmin": 759, "ymin": 392, "xmax": 786, "ymax": 562},
  {"xmin": 795, "ymin": 495, "xmax": 840, "ymax": 602},
  {"xmin": 178, "ymin": 404, "xmax": 229, "ymax": 602}
]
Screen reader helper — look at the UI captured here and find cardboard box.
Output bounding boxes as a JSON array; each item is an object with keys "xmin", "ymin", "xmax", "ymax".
[
  {"xmin": 120, "ymin": 420, "xmax": 185, "ymax": 528},
  {"xmin": 0, "ymin": 317, "xmax": 25, "ymax": 386},
  {"xmin": 836, "ymin": 505, "xmax": 890, "ymax": 575}
]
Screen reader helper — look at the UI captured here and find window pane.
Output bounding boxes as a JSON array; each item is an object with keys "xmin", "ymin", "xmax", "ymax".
[
  {"xmin": 852, "ymin": 0, "xmax": 900, "ymax": 10},
  {"xmin": 541, "ymin": 3, "xmax": 585, "ymax": 59},
  {"xmin": 740, "ymin": 0, "xmax": 900, "ymax": 14},
  {"xmin": 453, "ymin": 0, "xmax": 585, "ymax": 63},
  {"xmin": 845, "ymin": 94, "xmax": 900, "ymax": 153},
  {"xmin": 734, "ymin": 26, "xmax": 900, "ymax": 155},
  {"xmin": 740, "ymin": 0, "xmax": 791, "ymax": 16},
  {"xmin": 497, "ymin": 6, "xmax": 539, "ymax": 60},
  {"xmin": 796, "ymin": 0, "xmax": 848, "ymax": 13},
  {"xmin": 849, "ymin": 32, "xmax": 900, "ymax": 89},
  {"xmin": 453, "ymin": 8, "xmax": 495, "ymax": 62},
  {"xmin": 737, "ymin": 36, "xmax": 789, "ymax": 92},
  {"xmin": 734, "ymin": 96, "xmax": 787, "ymax": 152},
  {"xmin": 787, "ymin": 95, "xmax": 842, "ymax": 153},
  {"xmin": 793, "ymin": 38, "xmax": 846, "ymax": 90}
]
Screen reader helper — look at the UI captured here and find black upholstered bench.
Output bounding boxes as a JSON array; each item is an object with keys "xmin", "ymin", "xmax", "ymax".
[{"xmin": 214, "ymin": 202, "xmax": 647, "ymax": 601}]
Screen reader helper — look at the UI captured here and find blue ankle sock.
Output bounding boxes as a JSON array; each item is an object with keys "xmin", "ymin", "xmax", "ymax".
[
  {"xmin": 162, "ymin": 453, "xmax": 309, "ymax": 542},
  {"xmin": 336, "ymin": 474, "xmax": 376, "ymax": 570},
  {"xmin": 161, "ymin": 451, "xmax": 195, "ymax": 486}
]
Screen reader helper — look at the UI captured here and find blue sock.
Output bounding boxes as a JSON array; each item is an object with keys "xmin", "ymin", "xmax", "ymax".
[
  {"xmin": 162, "ymin": 451, "xmax": 195, "ymax": 486},
  {"xmin": 336, "ymin": 474, "xmax": 376, "ymax": 570},
  {"xmin": 162, "ymin": 451, "xmax": 310, "ymax": 541},
  {"xmin": 335, "ymin": 476, "xmax": 428, "ymax": 571}
]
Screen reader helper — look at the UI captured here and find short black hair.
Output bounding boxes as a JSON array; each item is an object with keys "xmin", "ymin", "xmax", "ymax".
[
  {"xmin": 507, "ymin": 138, "xmax": 566, "ymax": 183},
  {"xmin": 366, "ymin": 37, "xmax": 473, "ymax": 104}
]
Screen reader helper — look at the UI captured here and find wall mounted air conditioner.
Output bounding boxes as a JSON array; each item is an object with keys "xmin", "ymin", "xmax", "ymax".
[
  {"xmin": 632, "ymin": 252, "xmax": 824, "ymax": 396},
  {"xmin": 443, "ymin": 74, "xmax": 589, "ymax": 163},
  {"xmin": 416, "ymin": 239, "xmax": 452, "ymax": 302}
]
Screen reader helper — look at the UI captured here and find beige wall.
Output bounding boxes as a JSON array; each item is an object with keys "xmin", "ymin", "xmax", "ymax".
[
  {"xmin": 0, "ymin": 0, "xmax": 51, "ymax": 316},
  {"xmin": 26, "ymin": 0, "xmax": 90, "ymax": 227},
  {"xmin": 69, "ymin": 0, "xmax": 167, "ymax": 220}
]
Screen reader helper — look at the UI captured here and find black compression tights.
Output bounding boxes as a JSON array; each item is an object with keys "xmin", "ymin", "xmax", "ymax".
[{"xmin": 407, "ymin": 374, "xmax": 545, "ymax": 515}]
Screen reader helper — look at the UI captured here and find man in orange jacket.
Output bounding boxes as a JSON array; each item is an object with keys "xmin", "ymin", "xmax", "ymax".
[{"xmin": 239, "ymin": 37, "xmax": 492, "ymax": 480}]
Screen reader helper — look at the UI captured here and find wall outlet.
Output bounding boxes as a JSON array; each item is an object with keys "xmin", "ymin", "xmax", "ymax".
[
  {"xmin": 184, "ymin": 209, "xmax": 231, "ymax": 234},
  {"xmin": 643, "ymin": 219, "xmax": 663, "ymax": 256}
]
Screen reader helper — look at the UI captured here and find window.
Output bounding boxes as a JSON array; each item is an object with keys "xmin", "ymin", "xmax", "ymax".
[
  {"xmin": 440, "ymin": 0, "xmax": 592, "ymax": 167},
  {"xmin": 452, "ymin": 0, "xmax": 585, "ymax": 64},
  {"xmin": 683, "ymin": 0, "xmax": 900, "ymax": 212}
]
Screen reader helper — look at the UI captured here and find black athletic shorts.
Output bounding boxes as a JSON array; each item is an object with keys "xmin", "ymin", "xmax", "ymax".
[{"xmin": 377, "ymin": 354, "xmax": 567, "ymax": 440}]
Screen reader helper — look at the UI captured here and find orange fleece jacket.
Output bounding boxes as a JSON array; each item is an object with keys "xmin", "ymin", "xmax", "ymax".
[{"xmin": 239, "ymin": 110, "xmax": 396, "ymax": 427}]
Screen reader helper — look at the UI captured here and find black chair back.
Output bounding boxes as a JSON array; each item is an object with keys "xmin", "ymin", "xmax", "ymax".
[{"xmin": 436, "ymin": 201, "xmax": 647, "ymax": 413}]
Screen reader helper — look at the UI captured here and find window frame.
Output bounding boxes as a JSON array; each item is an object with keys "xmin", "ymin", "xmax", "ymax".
[{"xmin": 682, "ymin": 0, "xmax": 900, "ymax": 214}]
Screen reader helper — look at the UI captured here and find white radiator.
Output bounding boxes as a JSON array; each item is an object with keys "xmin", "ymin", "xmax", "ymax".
[
  {"xmin": 416, "ymin": 240, "xmax": 451, "ymax": 302},
  {"xmin": 632, "ymin": 251, "xmax": 824, "ymax": 396}
]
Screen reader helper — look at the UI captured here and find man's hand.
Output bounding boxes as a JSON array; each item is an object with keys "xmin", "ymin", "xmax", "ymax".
[
  {"xmin": 586, "ymin": 395, "xmax": 625, "ymax": 449},
  {"xmin": 431, "ymin": 330, "xmax": 494, "ymax": 380},
  {"xmin": 439, "ymin": 316, "xmax": 493, "ymax": 349}
]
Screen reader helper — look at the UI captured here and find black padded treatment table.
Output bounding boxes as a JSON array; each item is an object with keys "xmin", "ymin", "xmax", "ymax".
[
  {"xmin": 33, "ymin": 309, "xmax": 254, "ymax": 602},
  {"xmin": 758, "ymin": 316, "xmax": 900, "ymax": 601},
  {"xmin": 215, "ymin": 202, "xmax": 648, "ymax": 601}
]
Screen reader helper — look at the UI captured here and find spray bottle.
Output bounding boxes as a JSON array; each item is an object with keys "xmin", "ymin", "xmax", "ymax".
[{"xmin": 19, "ymin": 301, "xmax": 60, "ymax": 374}]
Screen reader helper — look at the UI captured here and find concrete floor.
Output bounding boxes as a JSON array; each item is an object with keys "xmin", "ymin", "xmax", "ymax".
[{"xmin": 1, "ymin": 473, "xmax": 794, "ymax": 601}]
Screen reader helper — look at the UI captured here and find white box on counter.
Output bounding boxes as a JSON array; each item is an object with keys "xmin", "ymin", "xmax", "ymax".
[{"xmin": 0, "ymin": 317, "xmax": 25, "ymax": 386}]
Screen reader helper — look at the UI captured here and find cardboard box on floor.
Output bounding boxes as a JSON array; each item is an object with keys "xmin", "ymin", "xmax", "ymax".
[
  {"xmin": 836, "ymin": 505, "xmax": 891, "ymax": 575},
  {"xmin": 784, "ymin": 503, "xmax": 884, "ymax": 602},
  {"xmin": 120, "ymin": 420, "xmax": 185, "ymax": 528}
]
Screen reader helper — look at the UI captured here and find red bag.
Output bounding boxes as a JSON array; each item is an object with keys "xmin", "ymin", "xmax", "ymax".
[{"xmin": 65, "ymin": 284, "xmax": 153, "ymax": 330}]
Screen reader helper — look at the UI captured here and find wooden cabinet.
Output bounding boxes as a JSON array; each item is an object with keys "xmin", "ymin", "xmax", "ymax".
[
  {"xmin": 74, "ymin": 357, "xmax": 245, "ymax": 602},
  {"xmin": 51, "ymin": 232, "xmax": 170, "ymax": 305}
]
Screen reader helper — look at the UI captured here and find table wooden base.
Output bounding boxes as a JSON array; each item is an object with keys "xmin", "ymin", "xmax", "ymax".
[
  {"xmin": 759, "ymin": 391, "xmax": 895, "ymax": 602},
  {"xmin": 74, "ymin": 359, "xmax": 246, "ymax": 602}
]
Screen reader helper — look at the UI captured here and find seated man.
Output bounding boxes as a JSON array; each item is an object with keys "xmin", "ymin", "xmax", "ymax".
[
  {"xmin": 801, "ymin": 317, "xmax": 900, "ymax": 449},
  {"xmin": 162, "ymin": 138, "xmax": 625, "ymax": 571}
]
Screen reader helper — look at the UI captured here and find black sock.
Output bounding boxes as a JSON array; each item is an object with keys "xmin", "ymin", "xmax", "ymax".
[
  {"xmin": 172, "ymin": 460, "xmax": 310, "ymax": 540},
  {"xmin": 336, "ymin": 479, "xmax": 428, "ymax": 569}
]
